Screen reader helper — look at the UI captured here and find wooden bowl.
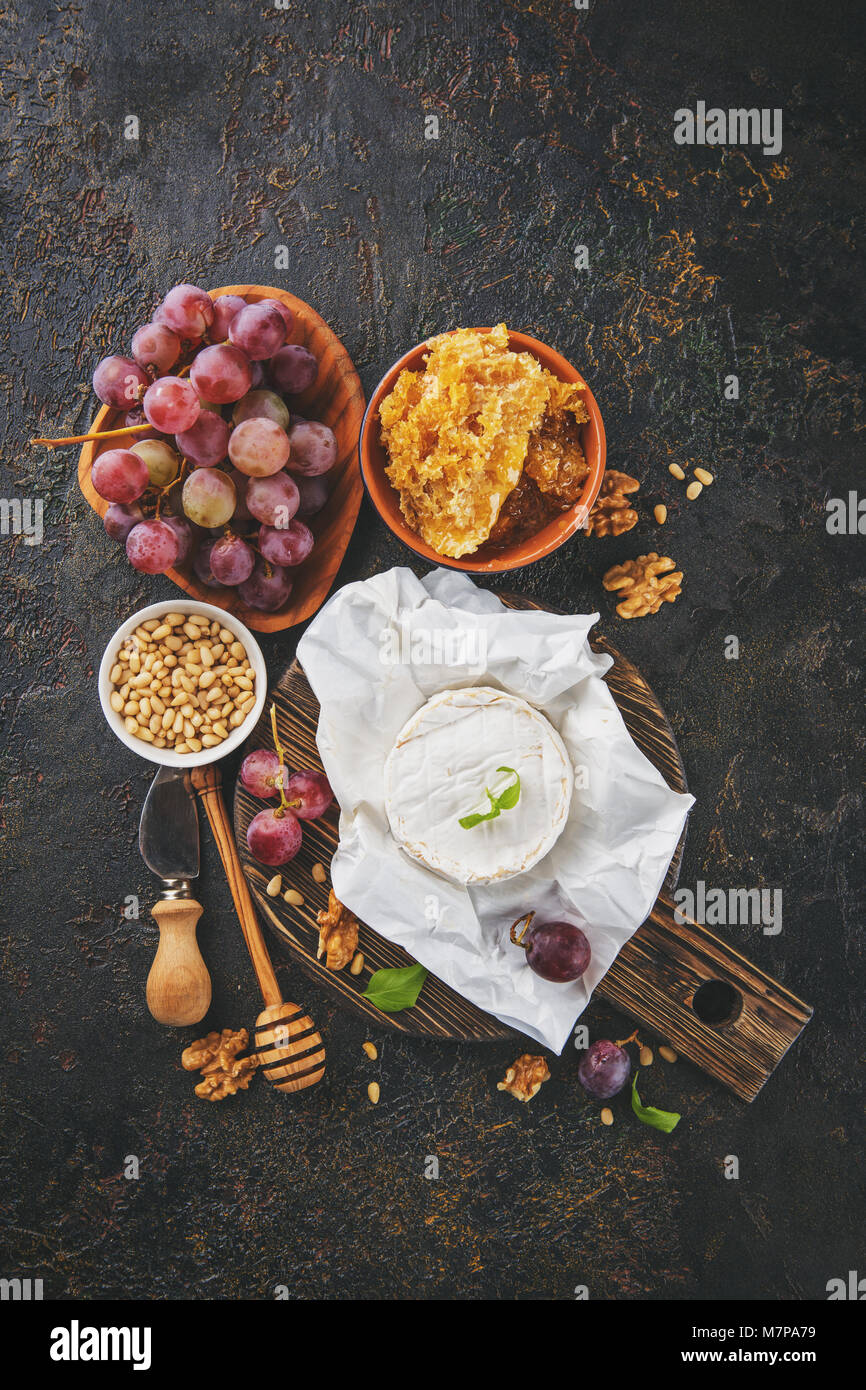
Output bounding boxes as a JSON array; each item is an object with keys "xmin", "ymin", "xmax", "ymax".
[
  {"xmin": 359, "ymin": 328, "xmax": 606, "ymax": 573},
  {"xmin": 78, "ymin": 285, "xmax": 366, "ymax": 633}
]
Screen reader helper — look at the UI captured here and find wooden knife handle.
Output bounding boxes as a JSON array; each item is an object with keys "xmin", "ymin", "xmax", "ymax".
[
  {"xmin": 190, "ymin": 763, "xmax": 282, "ymax": 1009},
  {"xmin": 596, "ymin": 891, "xmax": 813, "ymax": 1102},
  {"xmin": 146, "ymin": 898, "xmax": 212, "ymax": 1027}
]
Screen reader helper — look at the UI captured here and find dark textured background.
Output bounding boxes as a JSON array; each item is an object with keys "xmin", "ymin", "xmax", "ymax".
[{"xmin": 1, "ymin": 0, "xmax": 863, "ymax": 1301}]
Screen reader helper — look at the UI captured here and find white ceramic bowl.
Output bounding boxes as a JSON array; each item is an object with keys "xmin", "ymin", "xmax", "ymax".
[{"xmin": 98, "ymin": 599, "xmax": 267, "ymax": 768}]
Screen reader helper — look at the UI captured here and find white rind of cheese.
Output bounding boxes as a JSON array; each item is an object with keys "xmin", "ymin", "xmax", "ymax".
[{"xmin": 384, "ymin": 686, "xmax": 574, "ymax": 885}]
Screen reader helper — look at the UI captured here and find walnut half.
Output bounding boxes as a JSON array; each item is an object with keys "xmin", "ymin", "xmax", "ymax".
[
  {"xmin": 497, "ymin": 1054, "xmax": 551, "ymax": 1103},
  {"xmin": 181, "ymin": 1027, "xmax": 260, "ymax": 1102},
  {"xmin": 194, "ymin": 1055, "xmax": 258, "ymax": 1101},
  {"xmin": 316, "ymin": 890, "xmax": 359, "ymax": 971},
  {"xmin": 602, "ymin": 552, "xmax": 683, "ymax": 618},
  {"xmin": 585, "ymin": 470, "xmax": 640, "ymax": 537}
]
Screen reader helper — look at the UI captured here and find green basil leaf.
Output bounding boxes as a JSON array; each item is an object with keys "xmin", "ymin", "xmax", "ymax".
[
  {"xmin": 361, "ymin": 963, "xmax": 428, "ymax": 1014},
  {"xmin": 458, "ymin": 767, "xmax": 521, "ymax": 827},
  {"xmin": 631, "ymin": 1072, "xmax": 681, "ymax": 1133},
  {"xmin": 494, "ymin": 766, "xmax": 521, "ymax": 811},
  {"xmin": 459, "ymin": 789, "xmax": 500, "ymax": 829}
]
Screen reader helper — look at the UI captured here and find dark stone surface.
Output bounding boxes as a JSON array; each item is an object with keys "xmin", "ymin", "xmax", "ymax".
[{"xmin": 1, "ymin": 0, "xmax": 863, "ymax": 1301}]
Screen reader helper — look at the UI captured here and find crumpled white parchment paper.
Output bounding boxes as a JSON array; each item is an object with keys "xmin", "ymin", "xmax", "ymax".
[{"xmin": 297, "ymin": 567, "xmax": 693, "ymax": 1052}]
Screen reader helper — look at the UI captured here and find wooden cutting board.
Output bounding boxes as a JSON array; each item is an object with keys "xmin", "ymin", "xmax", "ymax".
[{"xmin": 234, "ymin": 602, "xmax": 811, "ymax": 1100}]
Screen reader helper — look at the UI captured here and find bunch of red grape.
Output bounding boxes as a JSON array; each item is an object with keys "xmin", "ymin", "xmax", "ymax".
[
  {"xmin": 91, "ymin": 284, "xmax": 337, "ymax": 612},
  {"xmin": 240, "ymin": 745, "xmax": 334, "ymax": 866}
]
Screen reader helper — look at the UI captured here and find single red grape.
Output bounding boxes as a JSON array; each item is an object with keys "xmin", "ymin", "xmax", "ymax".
[
  {"xmin": 175, "ymin": 411, "xmax": 231, "ymax": 467},
  {"xmin": 91, "ymin": 448, "xmax": 150, "ymax": 504},
  {"xmin": 125, "ymin": 519, "xmax": 180, "ymax": 574},
  {"xmin": 103, "ymin": 502, "xmax": 144, "ymax": 541},
  {"xmin": 287, "ymin": 420, "xmax": 337, "ymax": 476},
  {"xmin": 247, "ymin": 808, "xmax": 302, "ymax": 866},
  {"xmin": 93, "ymin": 355, "xmax": 149, "ymax": 409},
  {"xmin": 270, "ymin": 344, "xmax": 317, "ymax": 394},
  {"xmin": 228, "ymin": 418, "xmax": 291, "ymax": 477},
  {"xmin": 159, "ymin": 283, "xmax": 214, "ymax": 338},
  {"xmin": 229, "ymin": 302, "xmax": 287, "ymax": 360},
  {"xmin": 190, "ymin": 344, "xmax": 252, "ymax": 404},
  {"xmin": 284, "ymin": 769, "xmax": 333, "ymax": 820},
  {"xmin": 577, "ymin": 1041, "xmax": 631, "ymax": 1100},
  {"xmin": 237, "ymin": 558, "xmax": 293, "ymax": 611},
  {"xmin": 131, "ymin": 322, "xmax": 181, "ymax": 375},
  {"xmin": 239, "ymin": 748, "xmax": 285, "ymax": 799},
  {"xmin": 259, "ymin": 519, "xmax": 314, "ymax": 567},
  {"xmin": 209, "ymin": 293, "xmax": 246, "ymax": 341},
  {"xmin": 209, "ymin": 534, "xmax": 256, "ymax": 585},
  {"xmin": 143, "ymin": 376, "xmax": 201, "ymax": 433},
  {"xmin": 245, "ymin": 471, "xmax": 300, "ymax": 526}
]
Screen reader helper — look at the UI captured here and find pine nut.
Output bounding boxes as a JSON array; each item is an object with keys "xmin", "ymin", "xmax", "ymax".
[
  {"xmin": 367, "ymin": 1082, "xmax": 380, "ymax": 1105},
  {"xmin": 124, "ymin": 717, "xmax": 139, "ymax": 735},
  {"xmin": 362, "ymin": 1042, "xmax": 378, "ymax": 1060},
  {"xmin": 659, "ymin": 1045, "xmax": 678, "ymax": 1063},
  {"xmin": 201, "ymin": 734, "xmax": 221, "ymax": 747},
  {"xmin": 311, "ymin": 863, "xmax": 327, "ymax": 884},
  {"xmin": 199, "ymin": 669, "xmax": 216, "ymax": 688},
  {"xmin": 639, "ymin": 1045, "xmax": 654, "ymax": 1067},
  {"xmin": 266, "ymin": 875, "xmax": 283, "ymax": 897},
  {"xmin": 151, "ymin": 623, "xmax": 171, "ymax": 640},
  {"xmin": 110, "ymin": 663, "xmax": 122, "ymax": 684},
  {"xmin": 668, "ymin": 463, "xmax": 685, "ymax": 480},
  {"xmin": 654, "ymin": 504, "xmax": 667, "ymax": 525},
  {"xmin": 283, "ymin": 888, "xmax": 304, "ymax": 906},
  {"xmin": 110, "ymin": 691, "xmax": 124, "ymax": 713},
  {"xmin": 600, "ymin": 1108, "xmax": 614, "ymax": 1126},
  {"xmin": 686, "ymin": 481, "xmax": 703, "ymax": 500},
  {"xmin": 694, "ymin": 467, "xmax": 714, "ymax": 486},
  {"xmin": 350, "ymin": 952, "xmax": 365, "ymax": 976}
]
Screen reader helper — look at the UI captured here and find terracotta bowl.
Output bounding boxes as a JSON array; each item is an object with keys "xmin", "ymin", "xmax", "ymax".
[
  {"xmin": 359, "ymin": 328, "xmax": 606, "ymax": 573},
  {"xmin": 78, "ymin": 284, "xmax": 366, "ymax": 632}
]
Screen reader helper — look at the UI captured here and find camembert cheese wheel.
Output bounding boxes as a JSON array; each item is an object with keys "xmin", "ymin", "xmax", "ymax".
[{"xmin": 384, "ymin": 686, "xmax": 574, "ymax": 885}]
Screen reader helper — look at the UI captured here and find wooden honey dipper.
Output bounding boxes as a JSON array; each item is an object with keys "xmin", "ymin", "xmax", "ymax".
[{"xmin": 190, "ymin": 763, "xmax": 325, "ymax": 1093}]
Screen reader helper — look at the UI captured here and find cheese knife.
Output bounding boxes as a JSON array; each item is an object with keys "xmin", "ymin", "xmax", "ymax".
[{"xmin": 140, "ymin": 766, "xmax": 212, "ymax": 1027}]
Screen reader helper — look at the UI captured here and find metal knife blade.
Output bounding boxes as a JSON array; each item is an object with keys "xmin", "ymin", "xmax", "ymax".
[{"xmin": 139, "ymin": 767, "xmax": 200, "ymax": 884}]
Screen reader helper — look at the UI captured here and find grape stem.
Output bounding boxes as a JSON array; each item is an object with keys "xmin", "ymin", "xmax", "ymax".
[
  {"xmin": 616, "ymin": 1028, "xmax": 639, "ymax": 1048},
  {"xmin": 269, "ymin": 702, "xmax": 292, "ymax": 819},
  {"xmin": 509, "ymin": 912, "xmax": 535, "ymax": 949},
  {"xmin": 31, "ymin": 422, "xmax": 154, "ymax": 448}
]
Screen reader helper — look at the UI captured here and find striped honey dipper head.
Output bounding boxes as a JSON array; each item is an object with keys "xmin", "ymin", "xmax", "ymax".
[{"xmin": 254, "ymin": 1002, "xmax": 326, "ymax": 1093}]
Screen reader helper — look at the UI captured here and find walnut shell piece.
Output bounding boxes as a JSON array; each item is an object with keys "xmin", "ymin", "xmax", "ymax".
[
  {"xmin": 584, "ymin": 470, "xmax": 640, "ymax": 537},
  {"xmin": 602, "ymin": 552, "xmax": 683, "ymax": 618},
  {"xmin": 316, "ymin": 890, "xmax": 360, "ymax": 971},
  {"xmin": 497, "ymin": 1053, "xmax": 551, "ymax": 1103}
]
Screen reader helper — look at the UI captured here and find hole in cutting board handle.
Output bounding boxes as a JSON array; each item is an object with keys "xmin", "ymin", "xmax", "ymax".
[{"xmin": 691, "ymin": 980, "xmax": 743, "ymax": 1026}]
